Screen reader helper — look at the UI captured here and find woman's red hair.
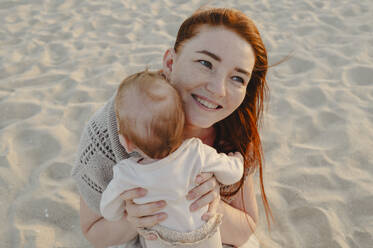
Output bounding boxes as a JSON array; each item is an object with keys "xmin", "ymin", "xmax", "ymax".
[{"xmin": 174, "ymin": 8, "xmax": 273, "ymax": 228}]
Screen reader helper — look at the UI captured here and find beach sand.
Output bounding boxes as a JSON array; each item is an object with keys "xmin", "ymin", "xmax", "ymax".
[{"xmin": 0, "ymin": 0, "xmax": 372, "ymax": 247}]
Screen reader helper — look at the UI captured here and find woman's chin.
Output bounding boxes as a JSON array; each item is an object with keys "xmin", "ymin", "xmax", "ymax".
[{"xmin": 185, "ymin": 117, "xmax": 215, "ymax": 130}]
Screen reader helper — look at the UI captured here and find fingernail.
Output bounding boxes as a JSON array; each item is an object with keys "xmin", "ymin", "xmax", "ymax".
[
  {"xmin": 157, "ymin": 201, "xmax": 166, "ymax": 207},
  {"xmin": 148, "ymin": 234, "xmax": 157, "ymax": 240},
  {"xmin": 139, "ymin": 188, "xmax": 147, "ymax": 195},
  {"xmin": 157, "ymin": 214, "xmax": 166, "ymax": 221},
  {"xmin": 186, "ymin": 193, "xmax": 194, "ymax": 200},
  {"xmin": 202, "ymin": 214, "xmax": 209, "ymax": 221},
  {"xmin": 190, "ymin": 204, "xmax": 197, "ymax": 212},
  {"xmin": 196, "ymin": 176, "xmax": 202, "ymax": 184}
]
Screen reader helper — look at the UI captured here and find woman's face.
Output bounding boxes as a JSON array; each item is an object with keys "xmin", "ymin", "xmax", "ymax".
[{"xmin": 164, "ymin": 25, "xmax": 255, "ymax": 129}]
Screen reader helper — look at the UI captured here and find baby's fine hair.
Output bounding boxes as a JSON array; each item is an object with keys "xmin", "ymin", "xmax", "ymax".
[{"xmin": 115, "ymin": 70, "xmax": 185, "ymax": 159}]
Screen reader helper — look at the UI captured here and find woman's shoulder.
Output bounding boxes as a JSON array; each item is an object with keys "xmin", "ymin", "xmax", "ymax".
[
  {"xmin": 89, "ymin": 93, "xmax": 116, "ymax": 127},
  {"xmin": 71, "ymin": 93, "xmax": 128, "ymax": 213},
  {"xmin": 72, "ymin": 92, "xmax": 129, "ymax": 179},
  {"xmin": 85, "ymin": 93, "xmax": 129, "ymax": 160}
]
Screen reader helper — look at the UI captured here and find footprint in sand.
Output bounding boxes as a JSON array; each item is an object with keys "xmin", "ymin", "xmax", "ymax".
[
  {"xmin": 0, "ymin": 102, "xmax": 41, "ymax": 129},
  {"xmin": 294, "ymin": 25, "xmax": 316, "ymax": 36},
  {"xmin": 12, "ymin": 129, "xmax": 60, "ymax": 168},
  {"xmin": 317, "ymin": 110, "xmax": 346, "ymax": 129},
  {"xmin": 346, "ymin": 195, "xmax": 373, "ymax": 248},
  {"xmin": 338, "ymin": 3, "xmax": 367, "ymax": 17},
  {"xmin": 44, "ymin": 43, "xmax": 69, "ymax": 66},
  {"xmin": 0, "ymin": 1, "xmax": 23, "ymax": 10},
  {"xmin": 305, "ymin": 153, "xmax": 334, "ymax": 168},
  {"xmin": 297, "ymin": 87, "xmax": 327, "ymax": 108},
  {"xmin": 346, "ymin": 195, "xmax": 373, "ymax": 223},
  {"xmin": 131, "ymin": 53, "xmax": 162, "ymax": 66},
  {"xmin": 292, "ymin": 172, "xmax": 334, "ymax": 190},
  {"xmin": 275, "ymin": 186, "xmax": 308, "ymax": 207},
  {"xmin": 14, "ymin": 197, "xmax": 79, "ymax": 231},
  {"xmin": 63, "ymin": 105, "xmax": 95, "ymax": 134},
  {"xmin": 346, "ymin": 236, "xmax": 360, "ymax": 248},
  {"xmin": 271, "ymin": 98, "xmax": 295, "ymax": 116},
  {"xmin": 9, "ymin": 74, "xmax": 66, "ymax": 89},
  {"xmin": 284, "ymin": 56, "xmax": 315, "ymax": 75},
  {"xmin": 292, "ymin": 115, "xmax": 320, "ymax": 144},
  {"xmin": 42, "ymin": 0, "xmax": 67, "ymax": 11},
  {"xmin": 316, "ymin": 49, "xmax": 349, "ymax": 67},
  {"xmin": 68, "ymin": 90, "xmax": 90, "ymax": 103},
  {"xmin": 358, "ymin": 24, "xmax": 372, "ymax": 33},
  {"xmin": 318, "ymin": 15, "xmax": 346, "ymax": 30},
  {"xmin": 40, "ymin": 162, "xmax": 72, "ymax": 182},
  {"xmin": 0, "ymin": 155, "xmax": 10, "ymax": 168},
  {"xmin": 344, "ymin": 66, "xmax": 373, "ymax": 86},
  {"xmin": 289, "ymin": 206, "xmax": 333, "ymax": 247},
  {"xmin": 353, "ymin": 229, "xmax": 373, "ymax": 248}
]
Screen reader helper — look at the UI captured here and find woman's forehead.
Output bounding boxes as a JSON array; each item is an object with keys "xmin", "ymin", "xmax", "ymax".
[{"xmin": 179, "ymin": 25, "xmax": 255, "ymax": 69}]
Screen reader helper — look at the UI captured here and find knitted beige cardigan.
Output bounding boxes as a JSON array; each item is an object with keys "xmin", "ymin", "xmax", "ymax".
[
  {"xmin": 71, "ymin": 94, "xmax": 132, "ymax": 213},
  {"xmin": 72, "ymin": 94, "xmax": 243, "ymax": 214}
]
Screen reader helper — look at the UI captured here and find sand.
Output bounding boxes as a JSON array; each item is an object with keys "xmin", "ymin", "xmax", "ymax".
[{"xmin": 0, "ymin": 0, "xmax": 372, "ymax": 247}]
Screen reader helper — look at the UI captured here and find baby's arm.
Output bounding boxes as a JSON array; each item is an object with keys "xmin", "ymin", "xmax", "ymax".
[
  {"xmin": 201, "ymin": 144, "xmax": 244, "ymax": 185},
  {"xmin": 100, "ymin": 166, "xmax": 131, "ymax": 221}
]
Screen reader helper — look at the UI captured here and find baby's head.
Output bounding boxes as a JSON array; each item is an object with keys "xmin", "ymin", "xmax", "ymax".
[{"xmin": 115, "ymin": 70, "xmax": 185, "ymax": 159}]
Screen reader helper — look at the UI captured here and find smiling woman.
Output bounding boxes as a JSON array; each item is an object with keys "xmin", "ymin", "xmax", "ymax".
[
  {"xmin": 163, "ymin": 8, "xmax": 271, "ymax": 236},
  {"xmin": 164, "ymin": 26, "xmax": 255, "ymax": 129},
  {"xmin": 72, "ymin": 7, "xmax": 270, "ymax": 248}
]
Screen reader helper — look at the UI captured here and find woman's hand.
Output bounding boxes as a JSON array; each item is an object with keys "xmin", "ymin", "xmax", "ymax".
[
  {"xmin": 120, "ymin": 187, "xmax": 168, "ymax": 240},
  {"xmin": 186, "ymin": 172, "xmax": 220, "ymax": 221}
]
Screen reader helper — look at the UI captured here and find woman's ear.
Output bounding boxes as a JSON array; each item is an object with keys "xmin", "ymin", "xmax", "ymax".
[{"xmin": 162, "ymin": 48, "xmax": 175, "ymax": 80}]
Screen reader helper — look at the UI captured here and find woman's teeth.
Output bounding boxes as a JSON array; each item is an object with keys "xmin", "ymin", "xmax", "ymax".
[{"xmin": 195, "ymin": 96, "xmax": 219, "ymax": 109}]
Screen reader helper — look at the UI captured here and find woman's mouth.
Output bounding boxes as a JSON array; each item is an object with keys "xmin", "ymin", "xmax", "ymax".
[{"xmin": 192, "ymin": 94, "xmax": 222, "ymax": 110}]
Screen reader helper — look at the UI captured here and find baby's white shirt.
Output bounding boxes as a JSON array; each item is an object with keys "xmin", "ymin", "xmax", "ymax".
[{"xmin": 100, "ymin": 138, "xmax": 243, "ymax": 232}]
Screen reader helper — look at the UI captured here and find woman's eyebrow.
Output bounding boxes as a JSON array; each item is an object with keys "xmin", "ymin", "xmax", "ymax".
[
  {"xmin": 196, "ymin": 50, "xmax": 221, "ymax": 62},
  {"xmin": 235, "ymin": 67, "xmax": 251, "ymax": 77}
]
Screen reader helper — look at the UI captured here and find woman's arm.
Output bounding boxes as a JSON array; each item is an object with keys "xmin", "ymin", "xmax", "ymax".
[
  {"xmin": 80, "ymin": 197, "xmax": 137, "ymax": 248},
  {"xmin": 80, "ymin": 187, "xmax": 168, "ymax": 247},
  {"xmin": 219, "ymin": 173, "xmax": 258, "ymax": 247},
  {"xmin": 187, "ymin": 172, "xmax": 258, "ymax": 247}
]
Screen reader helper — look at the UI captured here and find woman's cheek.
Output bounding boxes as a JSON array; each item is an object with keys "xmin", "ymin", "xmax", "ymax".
[{"xmin": 230, "ymin": 87, "xmax": 246, "ymax": 108}]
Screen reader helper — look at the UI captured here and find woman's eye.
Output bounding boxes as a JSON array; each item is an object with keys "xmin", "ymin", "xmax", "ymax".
[
  {"xmin": 198, "ymin": 60, "xmax": 212, "ymax": 69},
  {"xmin": 232, "ymin": 76, "xmax": 245, "ymax": 84}
]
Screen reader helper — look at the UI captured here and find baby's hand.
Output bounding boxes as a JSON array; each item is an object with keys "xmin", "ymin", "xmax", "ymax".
[{"xmin": 228, "ymin": 152, "xmax": 243, "ymax": 162}]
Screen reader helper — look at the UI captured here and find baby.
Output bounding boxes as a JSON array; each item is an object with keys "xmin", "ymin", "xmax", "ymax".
[{"xmin": 100, "ymin": 70, "xmax": 244, "ymax": 248}]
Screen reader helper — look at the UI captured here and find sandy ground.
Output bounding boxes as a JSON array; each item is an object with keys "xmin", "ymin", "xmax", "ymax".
[{"xmin": 0, "ymin": 0, "xmax": 372, "ymax": 247}]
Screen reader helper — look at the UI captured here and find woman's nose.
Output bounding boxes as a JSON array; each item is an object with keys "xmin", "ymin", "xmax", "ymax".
[{"xmin": 206, "ymin": 76, "xmax": 226, "ymax": 98}]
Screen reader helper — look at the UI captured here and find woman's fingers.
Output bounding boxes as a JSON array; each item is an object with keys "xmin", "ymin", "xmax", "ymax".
[
  {"xmin": 127, "ymin": 212, "xmax": 168, "ymax": 228},
  {"xmin": 188, "ymin": 176, "xmax": 219, "ymax": 212},
  {"xmin": 189, "ymin": 186, "xmax": 219, "ymax": 211},
  {"xmin": 119, "ymin": 187, "xmax": 167, "ymax": 231},
  {"xmin": 202, "ymin": 183, "xmax": 220, "ymax": 220},
  {"xmin": 187, "ymin": 175, "xmax": 217, "ymax": 201},
  {"xmin": 120, "ymin": 187, "xmax": 147, "ymax": 201},
  {"xmin": 195, "ymin": 172, "xmax": 213, "ymax": 184},
  {"xmin": 126, "ymin": 199, "xmax": 167, "ymax": 217},
  {"xmin": 145, "ymin": 234, "xmax": 158, "ymax": 240}
]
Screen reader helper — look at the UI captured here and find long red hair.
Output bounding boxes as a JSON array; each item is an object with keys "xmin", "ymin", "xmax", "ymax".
[{"xmin": 174, "ymin": 8, "xmax": 273, "ymax": 228}]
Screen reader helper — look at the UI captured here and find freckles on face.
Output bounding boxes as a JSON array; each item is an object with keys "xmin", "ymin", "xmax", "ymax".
[{"xmin": 169, "ymin": 26, "xmax": 255, "ymax": 128}]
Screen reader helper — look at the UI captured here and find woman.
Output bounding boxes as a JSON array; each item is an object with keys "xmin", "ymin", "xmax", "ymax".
[{"xmin": 72, "ymin": 7, "xmax": 271, "ymax": 248}]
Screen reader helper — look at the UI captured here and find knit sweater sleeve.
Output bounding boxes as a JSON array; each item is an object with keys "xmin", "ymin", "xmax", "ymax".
[{"xmin": 71, "ymin": 94, "xmax": 130, "ymax": 214}]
